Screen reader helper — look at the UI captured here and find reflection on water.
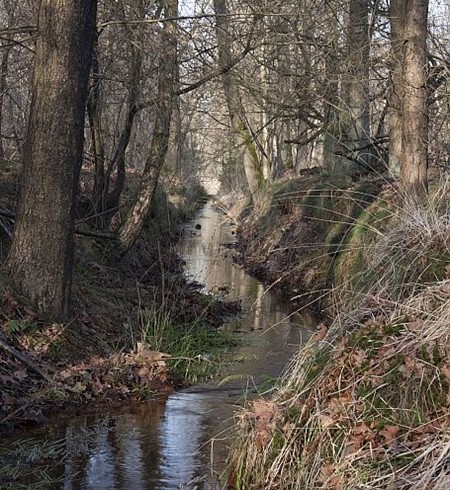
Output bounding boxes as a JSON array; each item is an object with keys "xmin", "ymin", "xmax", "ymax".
[
  {"xmin": 179, "ymin": 202, "xmax": 290, "ymax": 333},
  {"xmin": 6, "ymin": 202, "xmax": 315, "ymax": 489}
]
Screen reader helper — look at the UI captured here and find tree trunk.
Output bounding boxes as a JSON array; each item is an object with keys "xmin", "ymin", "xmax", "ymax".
[
  {"xmin": 323, "ymin": 34, "xmax": 340, "ymax": 174},
  {"xmin": 7, "ymin": 0, "xmax": 97, "ymax": 319},
  {"xmin": 388, "ymin": 0, "xmax": 406, "ymax": 177},
  {"xmin": 213, "ymin": 0, "xmax": 264, "ymax": 202},
  {"xmin": 106, "ymin": 30, "xmax": 143, "ymax": 217},
  {"xmin": 0, "ymin": 47, "xmax": 11, "ymax": 163},
  {"xmin": 343, "ymin": 0, "xmax": 371, "ymax": 176},
  {"xmin": 87, "ymin": 29, "xmax": 107, "ymax": 228},
  {"xmin": 399, "ymin": 0, "xmax": 429, "ymax": 198},
  {"xmin": 118, "ymin": 0, "xmax": 177, "ymax": 254}
]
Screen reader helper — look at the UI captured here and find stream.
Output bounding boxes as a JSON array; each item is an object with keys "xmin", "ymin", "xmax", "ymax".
[{"xmin": 2, "ymin": 202, "xmax": 315, "ymax": 489}]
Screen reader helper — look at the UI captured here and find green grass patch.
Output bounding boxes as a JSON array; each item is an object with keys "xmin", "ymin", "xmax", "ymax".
[{"xmin": 137, "ymin": 307, "xmax": 238, "ymax": 384}]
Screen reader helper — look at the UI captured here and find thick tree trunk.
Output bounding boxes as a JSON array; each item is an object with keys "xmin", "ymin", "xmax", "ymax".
[
  {"xmin": 7, "ymin": 0, "xmax": 97, "ymax": 319},
  {"xmin": 399, "ymin": 0, "xmax": 429, "ymax": 198},
  {"xmin": 213, "ymin": 0, "xmax": 263, "ymax": 202},
  {"xmin": 118, "ymin": 0, "xmax": 177, "ymax": 254}
]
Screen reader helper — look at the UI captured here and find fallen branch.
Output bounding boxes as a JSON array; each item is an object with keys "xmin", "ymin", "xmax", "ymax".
[
  {"xmin": 0, "ymin": 337, "xmax": 52, "ymax": 383},
  {"xmin": 0, "ymin": 208, "xmax": 117, "ymax": 240},
  {"xmin": 75, "ymin": 228, "xmax": 117, "ymax": 240}
]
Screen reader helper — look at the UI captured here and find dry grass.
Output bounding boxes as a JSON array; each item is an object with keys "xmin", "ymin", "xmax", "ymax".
[{"xmin": 229, "ymin": 184, "xmax": 450, "ymax": 489}]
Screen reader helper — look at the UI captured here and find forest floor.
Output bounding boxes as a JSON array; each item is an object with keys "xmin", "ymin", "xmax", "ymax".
[
  {"xmin": 226, "ymin": 174, "xmax": 450, "ymax": 489},
  {"xmin": 0, "ymin": 169, "xmax": 240, "ymax": 436}
]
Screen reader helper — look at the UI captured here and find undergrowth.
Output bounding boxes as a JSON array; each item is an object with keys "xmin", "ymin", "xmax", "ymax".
[
  {"xmin": 229, "ymin": 179, "xmax": 450, "ymax": 489},
  {"xmin": 0, "ymin": 437, "xmax": 67, "ymax": 489},
  {"xmin": 136, "ymin": 303, "xmax": 237, "ymax": 385}
]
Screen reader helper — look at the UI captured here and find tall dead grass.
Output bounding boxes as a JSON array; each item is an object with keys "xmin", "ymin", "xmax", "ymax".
[{"xmin": 229, "ymin": 183, "xmax": 450, "ymax": 489}]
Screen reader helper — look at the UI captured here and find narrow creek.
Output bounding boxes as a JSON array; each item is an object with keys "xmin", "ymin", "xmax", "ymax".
[{"xmin": 3, "ymin": 202, "xmax": 315, "ymax": 489}]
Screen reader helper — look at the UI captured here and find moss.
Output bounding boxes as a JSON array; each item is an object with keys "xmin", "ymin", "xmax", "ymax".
[{"xmin": 333, "ymin": 198, "xmax": 395, "ymax": 290}]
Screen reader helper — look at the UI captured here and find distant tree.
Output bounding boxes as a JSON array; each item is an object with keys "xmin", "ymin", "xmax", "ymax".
[
  {"xmin": 213, "ymin": 0, "xmax": 264, "ymax": 202},
  {"xmin": 343, "ymin": 0, "xmax": 371, "ymax": 176},
  {"xmin": 87, "ymin": 3, "xmax": 144, "ymax": 229},
  {"xmin": 388, "ymin": 0, "xmax": 406, "ymax": 177},
  {"xmin": 7, "ymin": 0, "xmax": 97, "ymax": 319}
]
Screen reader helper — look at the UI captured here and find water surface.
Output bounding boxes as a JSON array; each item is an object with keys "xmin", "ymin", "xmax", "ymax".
[{"xmin": 3, "ymin": 202, "xmax": 314, "ymax": 489}]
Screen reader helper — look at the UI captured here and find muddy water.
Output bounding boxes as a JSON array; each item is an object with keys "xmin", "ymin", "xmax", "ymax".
[{"xmin": 4, "ymin": 202, "xmax": 314, "ymax": 489}]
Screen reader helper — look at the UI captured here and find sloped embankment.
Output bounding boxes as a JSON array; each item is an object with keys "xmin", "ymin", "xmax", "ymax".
[
  {"xmin": 235, "ymin": 176, "xmax": 393, "ymax": 308},
  {"xmin": 0, "ymin": 185, "xmax": 237, "ymax": 434},
  {"xmin": 230, "ymin": 179, "xmax": 450, "ymax": 489}
]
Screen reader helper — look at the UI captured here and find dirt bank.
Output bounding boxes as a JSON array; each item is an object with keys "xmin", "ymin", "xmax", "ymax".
[
  {"xmin": 233, "ymin": 176, "xmax": 392, "ymax": 310},
  {"xmin": 0, "ymin": 190, "xmax": 239, "ymax": 435}
]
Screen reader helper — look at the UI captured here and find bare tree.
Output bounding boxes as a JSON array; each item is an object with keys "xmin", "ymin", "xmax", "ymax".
[
  {"xmin": 7, "ymin": 0, "xmax": 97, "ymax": 319},
  {"xmin": 213, "ymin": 0, "xmax": 264, "ymax": 202},
  {"xmin": 118, "ymin": 0, "xmax": 178, "ymax": 253},
  {"xmin": 388, "ymin": 0, "xmax": 406, "ymax": 177}
]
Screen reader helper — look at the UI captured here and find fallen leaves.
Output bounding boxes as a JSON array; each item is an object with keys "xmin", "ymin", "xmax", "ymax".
[
  {"xmin": 243, "ymin": 399, "xmax": 282, "ymax": 448},
  {"xmin": 235, "ymin": 313, "xmax": 450, "ymax": 489},
  {"xmin": 0, "ymin": 338, "xmax": 173, "ymax": 428},
  {"xmin": 53, "ymin": 343, "xmax": 172, "ymax": 402}
]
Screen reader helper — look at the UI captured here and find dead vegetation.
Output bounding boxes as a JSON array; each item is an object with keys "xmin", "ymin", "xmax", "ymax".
[{"xmin": 229, "ymin": 179, "xmax": 450, "ymax": 489}]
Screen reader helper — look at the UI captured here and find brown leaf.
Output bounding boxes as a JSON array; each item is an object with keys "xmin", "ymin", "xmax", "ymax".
[
  {"xmin": 379, "ymin": 425, "xmax": 399, "ymax": 444},
  {"xmin": 251, "ymin": 399, "xmax": 281, "ymax": 448},
  {"xmin": 318, "ymin": 413, "xmax": 334, "ymax": 430},
  {"xmin": 73, "ymin": 381, "xmax": 86, "ymax": 393},
  {"xmin": 445, "ymin": 264, "xmax": 450, "ymax": 279},
  {"xmin": 314, "ymin": 323, "xmax": 328, "ymax": 342},
  {"xmin": 136, "ymin": 343, "xmax": 170, "ymax": 362},
  {"xmin": 351, "ymin": 349, "xmax": 367, "ymax": 368},
  {"xmin": 441, "ymin": 364, "xmax": 450, "ymax": 381}
]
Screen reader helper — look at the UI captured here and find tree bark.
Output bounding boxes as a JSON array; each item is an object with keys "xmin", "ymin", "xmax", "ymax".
[
  {"xmin": 343, "ymin": 0, "xmax": 371, "ymax": 176},
  {"xmin": 106, "ymin": 25, "xmax": 143, "ymax": 217},
  {"xmin": 7, "ymin": 0, "xmax": 97, "ymax": 319},
  {"xmin": 323, "ymin": 25, "xmax": 340, "ymax": 174},
  {"xmin": 118, "ymin": 0, "xmax": 177, "ymax": 254},
  {"xmin": 388, "ymin": 0, "xmax": 406, "ymax": 177},
  {"xmin": 87, "ymin": 29, "xmax": 107, "ymax": 227},
  {"xmin": 399, "ymin": 0, "xmax": 429, "ymax": 198},
  {"xmin": 0, "ymin": 47, "xmax": 11, "ymax": 163}
]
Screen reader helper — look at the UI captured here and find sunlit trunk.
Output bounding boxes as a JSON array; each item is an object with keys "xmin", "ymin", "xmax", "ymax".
[
  {"xmin": 399, "ymin": 0, "xmax": 429, "ymax": 198},
  {"xmin": 118, "ymin": 0, "xmax": 178, "ymax": 254}
]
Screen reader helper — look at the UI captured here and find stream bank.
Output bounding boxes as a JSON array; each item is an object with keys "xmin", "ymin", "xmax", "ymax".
[
  {"xmin": 0, "ymin": 189, "xmax": 238, "ymax": 434},
  {"xmin": 227, "ymin": 178, "xmax": 450, "ymax": 489},
  {"xmin": 232, "ymin": 175, "xmax": 391, "ymax": 310}
]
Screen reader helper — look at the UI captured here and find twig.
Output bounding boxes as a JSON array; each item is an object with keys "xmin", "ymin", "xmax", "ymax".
[
  {"xmin": 75, "ymin": 228, "xmax": 117, "ymax": 240},
  {"xmin": 0, "ymin": 337, "xmax": 52, "ymax": 383},
  {"xmin": 0, "ymin": 208, "xmax": 14, "ymax": 219}
]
